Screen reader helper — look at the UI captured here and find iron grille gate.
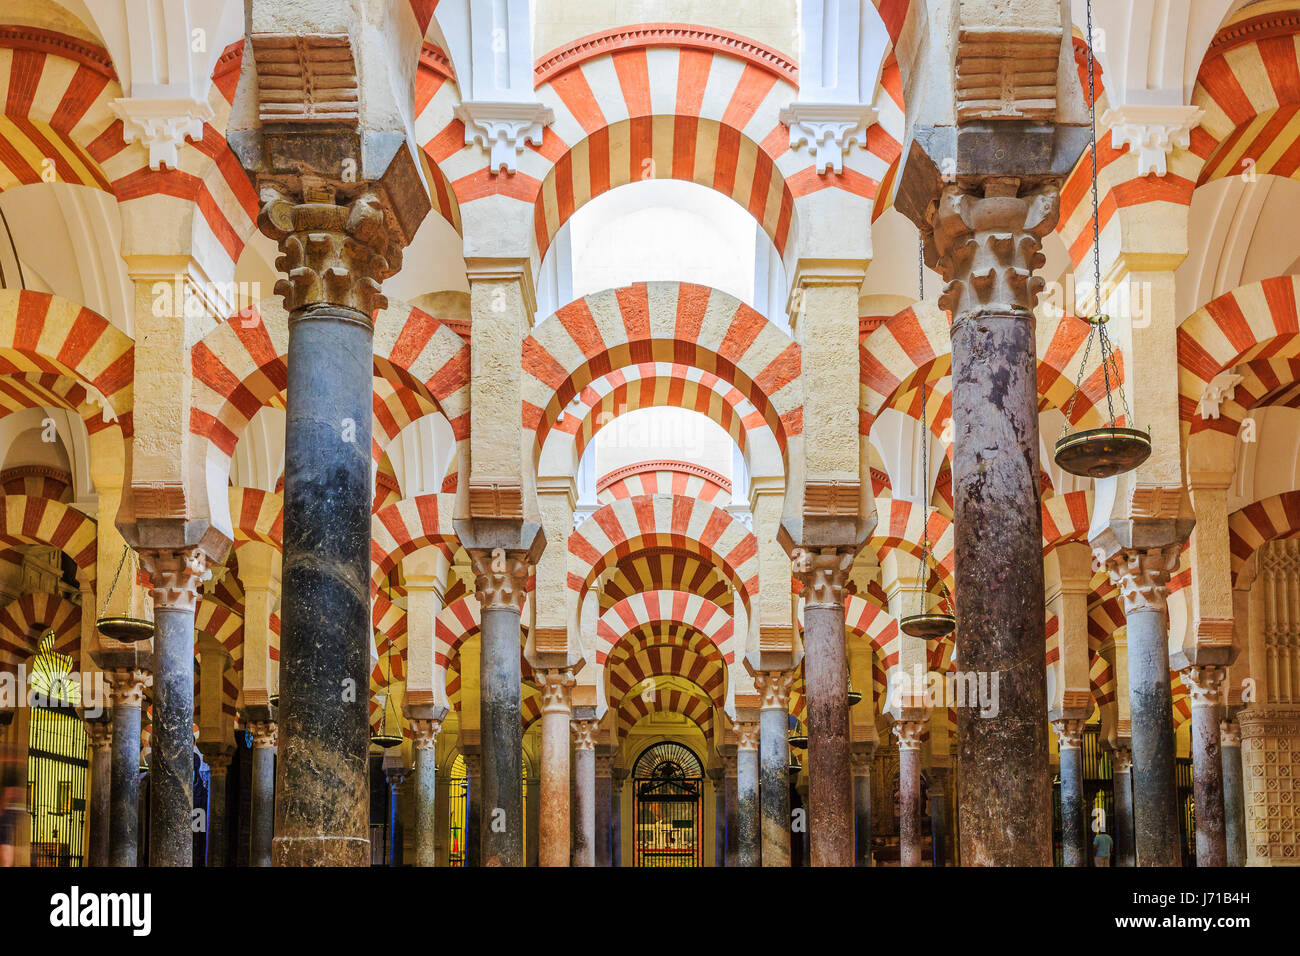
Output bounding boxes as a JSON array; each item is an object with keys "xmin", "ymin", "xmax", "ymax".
[
  {"xmin": 27, "ymin": 706, "xmax": 87, "ymax": 867},
  {"xmin": 632, "ymin": 742, "xmax": 702, "ymax": 868}
]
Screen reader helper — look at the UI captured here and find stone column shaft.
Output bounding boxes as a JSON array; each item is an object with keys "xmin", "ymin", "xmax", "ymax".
[
  {"xmin": 895, "ymin": 720, "xmax": 925, "ymax": 867},
  {"xmin": 571, "ymin": 719, "xmax": 597, "ymax": 866},
  {"xmin": 1184, "ymin": 666, "xmax": 1227, "ymax": 867},
  {"xmin": 735, "ymin": 723, "xmax": 760, "ymax": 867},
  {"xmin": 249, "ymin": 721, "xmax": 276, "ymax": 867},
  {"xmin": 535, "ymin": 668, "xmax": 574, "ymax": 867},
  {"xmin": 1054, "ymin": 719, "xmax": 1087, "ymax": 866},
  {"xmin": 612, "ymin": 772, "xmax": 625, "ymax": 867},
  {"xmin": 108, "ymin": 669, "xmax": 148, "ymax": 867},
  {"xmin": 756, "ymin": 671, "xmax": 793, "ymax": 867},
  {"xmin": 1112, "ymin": 748, "xmax": 1135, "ymax": 867},
  {"xmin": 851, "ymin": 748, "xmax": 873, "ymax": 867},
  {"xmin": 928, "ymin": 766, "xmax": 950, "ymax": 867},
  {"xmin": 723, "ymin": 758, "xmax": 738, "ymax": 867},
  {"xmin": 205, "ymin": 753, "xmax": 231, "ymax": 868},
  {"xmin": 86, "ymin": 720, "xmax": 113, "ymax": 868},
  {"xmin": 411, "ymin": 720, "xmax": 442, "ymax": 867},
  {"xmin": 1220, "ymin": 721, "xmax": 1245, "ymax": 867},
  {"xmin": 595, "ymin": 756, "xmax": 613, "ymax": 866}
]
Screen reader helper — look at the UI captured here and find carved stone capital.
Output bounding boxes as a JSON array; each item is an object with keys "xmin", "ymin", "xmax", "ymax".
[
  {"xmin": 792, "ymin": 546, "xmax": 855, "ymax": 608},
  {"xmin": 205, "ymin": 752, "xmax": 233, "ymax": 773},
  {"xmin": 570, "ymin": 718, "xmax": 598, "ymax": 750},
  {"xmin": 1111, "ymin": 747, "xmax": 1133, "ymax": 774},
  {"xmin": 1105, "ymin": 546, "xmax": 1180, "ymax": 615},
  {"xmin": 454, "ymin": 101, "xmax": 554, "ymax": 174},
  {"xmin": 257, "ymin": 184, "xmax": 403, "ymax": 316},
  {"xmin": 1101, "ymin": 105, "xmax": 1204, "ymax": 178},
  {"xmin": 754, "ymin": 670, "xmax": 794, "ymax": 711},
  {"xmin": 595, "ymin": 754, "xmax": 616, "ymax": 776},
  {"xmin": 1051, "ymin": 717, "xmax": 1086, "ymax": 751},
  {"xmin": 409, "ymin": 718, "xmax": 443, "ymax": 750},
  {"xmin": 107, "ymin": 669, "xmax": 150, "ymax": 708},
  {"xmin": 1220, "ymin": 720, "xmax": 1241, "ymax": 748},
  {"xmin": 849, "ymin": 748, "xmax": 875, "ymax": 776},
  {"xmin": 926, "ymin": 179, "xmax": 1059, "ymax": 321},
  {"xmin": 247, "ymin": 720, "xmax": 278, "ymax": 749},
  {"xmin": 893, "ymin": 719, "xmax": 926, "ymax": 751},
  {"xmin": 110, "ymin": 96, "xmax": 214, "ymax": 171},
  {"xmin": 84, "ymin": 719, "xmax": 113, "ymax": 749},
  {"xmin": 780, "ymin": 102, "xmax": 877, "ymax": 175},
  {"xmin": 534, "ymin": 667, "xmax": 576, "ymax": 713},
  {"xmin": 1181, "ymin": 665, "xmax": 1226, "ymax": 707},
  {"xmin": 468, "ymin": 548, "xmax": 531, "ymax": 614},
  {"xmin": 735, "ymin": 720, "xmax": 760, "ymax": 752},
  {"xmin": 139, "ymin": 547, "xmax": 211, "ymax": 613}
]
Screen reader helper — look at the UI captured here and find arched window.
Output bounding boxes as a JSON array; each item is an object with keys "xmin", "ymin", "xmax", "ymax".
[{"xmin": 632, "ymin": 742, "xmax": 703, "ymax": 867}]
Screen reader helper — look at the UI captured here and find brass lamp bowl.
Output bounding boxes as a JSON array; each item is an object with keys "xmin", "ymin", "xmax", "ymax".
[
  {"xmin": 370, "ymin": 733, "xmax": 404, "ymax": 750},
  {"xmin": 787, "ymin": 759, "xmax": 802, "ymax": 776},
  {"xmin": 787, "ymin": 732, "xmax": 809, "ymax": 750},
  {"xmin": 1054, "ymin": 426, "xmax": 1152, "ymax": 480},
  {"xmin": 846, "ymin": 688, "xmax": 864, "ymax": 707},
  {"xmin": 900, "ymin": 612, "xmax": 956, "ymax": 640},
  {"xmin": 96, "ymin": 616, "xmax": 155, "ymax": 643},
  {"xmin": 269, "ymin": 695, "xmax": 280, "ymax": 709}
]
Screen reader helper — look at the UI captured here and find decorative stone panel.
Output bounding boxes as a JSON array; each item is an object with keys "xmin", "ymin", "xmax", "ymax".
[{"xmin": 1239, "ymin": 707, "xmax": 1300, "ymax": 865}]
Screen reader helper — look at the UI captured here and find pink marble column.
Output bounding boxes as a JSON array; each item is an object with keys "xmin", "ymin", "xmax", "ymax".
[
  {"xmin": 894, "ymin": 719, "xmax": 925, "ymax": 868},
  {"xmin": 571, "ymin": 715, "xmax": 598, "ymax": 866},
  {"xmin": 535, "ymin": 668, "xmax": 574, "ymax": 867}
]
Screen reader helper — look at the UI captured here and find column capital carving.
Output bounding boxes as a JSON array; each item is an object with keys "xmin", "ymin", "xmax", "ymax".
[
  {"xmin": 1181, "ymin": 665, "xmax": 1226, "ymax": 707},
  {"xmin": 409, "ymin": 718, "xmax": 443, "ymax": 750},
  {"xmin": 139, "ymin": 547, "xmax": 211, "ymax": 613},
  {"xmin": 205, "ymin": 752, "xmax": 232, "ymax": 772},
  {"xmin": 247, "ymin": 720, "xmax": 278, "ymax": 750},
  {"xmin": 1051, "ymin": 717, "xmax": 1086, "ymax": 751},
  {"xmin": 109, "ymin": 96, "xmax": 213, "ymax": 171},
  {"xmin": 753, "ymin": 670, "xmax": 794, "ymax": 711},
  {"xmin": 792, "ymin": 546, "xmax": 855, "ymax": 608},
  {"xmin": 849, "ymin": 748, "xmax": 875, "ymax": 775},
  {"xmin": 570, "ymin": 718, "xmax": 598, "ymax": 750},
  {"xmin": 454, "ymin": 100, "xmax": 554, "ymax": 174},
  {"xmin": 1105, "ymin": 545, "xmax": 1181, "ymax": 615},
  {"xmin": 892, "ymin": 719, "xmax": 926, "ymax": 751},
  {"xmin": 1220, "ymin": 720, "xmax": 1241, "ymax": 748},
  {"xmin": 1101, "ymin": 104, "xmax": 1204, "ymax": 178},
  {"xmin": 468, "ymin": 548, "xmax": 531, "ymax": 614},
  {"xmin": 534, "ymin": 667, "xmax": 576, "ymax": 713},
  {"xmin": 107, "ymin": 668, "xmax": 150, "ymax": 708},
  {"xmin": 595, "ymin": 754, "xmax": 616, "ymax": 776},
  {"xmin": 257, "ymin": 183, "xmax": 404, "ymax": 317},
  {"xmin": 780, "ymin": 102, "xmax": 878, "ymax": 175},
  {"xmin": 84, "ymin": 719, "xmax": 113, "ymax": 748},
  {"xmin": 926, "ymin": 179, "xmax": 1059, "ymax": 321},
  {"xmin": 735, "ymin": 720, "xmax": 760, "ymax": 752},
  {"xmin": 1111, "ymin": 747, "xmax": 1133, "ymax": 774}
]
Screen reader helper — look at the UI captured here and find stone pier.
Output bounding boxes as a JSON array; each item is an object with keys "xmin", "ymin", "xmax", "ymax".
[
  {"xmin": 571, "ymin": 713, "xmax": 598, "ymax": 866},
  {"xmin": 851, "ymin": 745, "xmax": 873, "ymax": 866},
  {"xmin": 1182, "ymin": 665, "xmax": 1227, "ymax": 866},
  {"xmin": 86, "ymin": 719, "xmax": 113, "ymax": 868},
  {"xmin": 1221, "ymin": 720, "xmax": 1246, "ymax": 867},
  {"xmin": 735, "ymin": 720, "xmax": 760, "ymax": 867}
]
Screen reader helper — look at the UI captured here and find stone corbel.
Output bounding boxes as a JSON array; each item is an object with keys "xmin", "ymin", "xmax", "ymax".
[
  {"xmin": 1101, "ymin": 105, "xmax": 1205, "ymax": 178},
  {"xmin": 780, "ymin": 102, "xmax": 878, "ymax": 175},
  {"xmin": 1196, "ymin": 369, "xmax": 1244, "ymax": 421},
  {"xmin": 109, "ymin": 97, "xmax": 214, "ymax": 171},
  {"xmin": 454, "ymin": 101, "xmax": 555, "ymax": 174}
]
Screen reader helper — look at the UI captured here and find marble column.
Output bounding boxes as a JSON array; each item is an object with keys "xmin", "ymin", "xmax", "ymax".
[
  {"xmin": 525, "ymin": 776, "xmax": 540, "ymax": 867},
  {"xmin": 755, "ymin": 670, "xmax": 794, "ymax": 866},
  {"xmin": 85, "ymin": 719, "xmax": 113, "ymax": 868},
  {"xmin": 410, "ymin": 719, "xmax": 442, "ymax": 867},
  {"xmin": 928, "ymin": 765, "xmax": 951, "ymax": 867},
  {"xmin": 204, "ymin": 751, "xmax": 232, "ymax": 868},
  {"xmin": 595, "ymin": 754, "xmax": 613, "ymax": 866},
  {"xmin": 723, "ymin": 753, "xmax": 738, "ymax": 867},
  {"xmin": 571, "ymin": 716, "xmax": 597, "ymax": 866},
  {"xmin": 107, "ymin": 669, "xmax": 148, "ymax": 867},
  {"xmin": 796, "ymin": 550, "xmax": 855, "ymax": 866},
  {"xmin": 434, "ymin": 775, "xmax": 451, "ymax": 866},
  {"xmin": 1107, "ymin": 547, "xmax": 1182, "ymax": 866},
  {"xmin": 470, "ymin": 550, "xmax": 530, "ymax": 867},
  {"xmin": 1053, "ymin": 718, "xmax": 1087, "ymax": 867},
  {"xmin": 385, "ymin": 765, "xmax": 406, "ymax": 865},
  {"xmin": 255, "ymin": 191, "xmax": 401, "ymax": 868},
  {"xmin": 929, "ymin": 181, "xmax": 1057, "ymax": 865},
  {"xmin": 1182, "ymin": 665, "xmax": 1227, "ymax": 866},
  {"xmin": 611, "ymin": 768, "xmax": 626, "ymax": 867},
  {"xmin": 1220, "ymin": 720, "xmax": 1246, "ymax": 867},
  {"xmin": 141, "ymin": 548, "xmax": 209, "ymax": 867},
  {"xmin": 735, "ymin": 721, "xmax": 761, "ymax": 867},
  {"xmin": 850, "ymin": 746, "xmax": 873, "ymax": 866},
  {"xmin": 1112, "ymin": 746, "xmax": 1135, "ymax": 867},
  {"xmin": 248, "ymin": 721, "xmax": 277, "ymax": 867},
  {"xmin": 535, "ymin": 668, "xmax": 574, "ymax": 867},
  {"xmin": 709, "ymin": 767, "xmax": 725, "ymax": 866},
  {"xmin": 464, "ymin": 750, "xmax": 482, "ymax": 867},
  {"xmin": 894, "ymin": 720, "xmax": 925, "ymax": 867}
]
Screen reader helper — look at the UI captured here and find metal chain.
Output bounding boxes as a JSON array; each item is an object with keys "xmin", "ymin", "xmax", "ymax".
[
  {"xmin": 96, "ymin": 544, "xmax": 132, "ymax": 619},
  {"xmin": 916, "ymin": 237, "xmax": 934, "ymax": 614}
]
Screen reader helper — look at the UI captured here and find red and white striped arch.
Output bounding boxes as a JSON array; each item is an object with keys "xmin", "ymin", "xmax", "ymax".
[
  {"xmin": 617, "ymin": 684, "xmax": 714, "ymax": 740},
  {"xmin": 570, "ymin": 495, "xmax": 759, "ymax": 611},
  {"xmin": 600, "ymin": 548, "xmax": 734, "ymax": 613},
  {"xmin": 227, "ymin": 487, "xmax": 283, "ymax": 549},
  {"xmin": 870, "ymin": 496, "xmax": 956, "ymax": 587},
  {"xmin": 1229, "ymin": 490, "xmax": 1300, "ymax": 588},
  {"xmin": 606, "ymin": 643, "xmax": 727, "ymax": 711},
  {"xmin": 1177, "ymin": 276, "xmax": 1300, "ymax": 435},
  {"xmin": 370, "ymin": 494, "xmax": 457, "ymax": 593},
  {"xmin": 0, "ymin": 591, "xmax": 81, "ymax": 673},
  {"xmin": 525, "ymin": 282, "xmax": 800, "ymax": 466},
  {"xmin": 594, "ymin": 590, "xmax": 735, "ymax": 667},
  {"xmin": 596, "ymin": 460, "xmax": 730, "ymax": 507},
  {"xmin": 1042, "ymin": 490, "xmax": 1094, "ymax": 552},
  {"xmin": 1, "ymin": 495, "xmax": 96, "ymax": 574}
]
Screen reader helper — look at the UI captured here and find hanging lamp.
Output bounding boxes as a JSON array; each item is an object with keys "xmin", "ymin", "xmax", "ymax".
[
  {"xmin": 95, "ymin": 545, "xmax": 155, "ymax": 643},
  {"xmin": 846, "ymin": 677, "xmax": 863, "ymax": 708},
  {"xmin": 900, "ymin": 237, "xmax": 956, "ymax": 640},
  {"xmin": 1053, "ymin": 0, "xmax": 1151, "ymax": 480},
  {"xmin": 369, "ymin": 635, "xmax": 404, "ymax": 750}
]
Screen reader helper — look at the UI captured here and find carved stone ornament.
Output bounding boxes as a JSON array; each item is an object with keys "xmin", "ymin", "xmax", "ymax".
[
  {"xmin": 140, "ymin": 547, "xmax": 211, "ymax": 613},
  {"xmin": 1105, "ymin": 546, "xmax": 1181, "ymax": 615},
  {"xmin": 107, "ymin": 669, "xmax": 150, "ymax": 709},
  {"xmin": 248, "ymin": 720, "xmax": 278, "ymax": 749},
  {"xmin": 469, "ymin": 548, "xmax": 532, "ymax": 614},
  {"xmin": 534, "ymin": 668, "xmax": 576, "ymax": 713},
  {"xmin": 892, "ymin": 719, "xmax": 926, "ymax": 751},
  {"xmin": 754, "ymin": 670, "xmax": 794, "ymax": 711},
  {"xmin": 793, "ymin": 546, "xmax": 855, "ymax": 608},
  {"xmin": 409, "ymin": 718, "xmax": 443, "ymax": 750},
  {"xmin": 1051, "ymin": 717, "xmax": 1085, "ymax": 750},
  {"xmin": 735, "ymin": 720, "xmax": 760, "ymax": 752},
  {"xmin": 570, "ymin": 718, "xmax": 598, "ymax": 750}
]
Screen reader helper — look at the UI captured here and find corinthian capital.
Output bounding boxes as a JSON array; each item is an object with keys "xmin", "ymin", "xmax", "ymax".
[
  {"xmin": 468, "ymin": 548, "xmax": 531, "ymax": 614},
  {"xmin": 793, "ymin": 546, "xmax": 855, "ymax": 608},
  {"xmin": 409, "ymin": 718, "xmax": 442, "ymax": 750},
  {"xmin": 1051, "ymin": 717, "xmax": 1085, "ymax": 751},
  {"xmin": 247, "ymin": 720, "xmax": 278, "ymax": 749},
  {"xmin": 892, "ymin": 719, "xmax": 926, "ymax": 751},
  {"xmin": 926, "ymin": 179, "xmax": 1059, "ymax": 321},
  {"xmin": 84, "ymin": 719, "xmax": 113, "ymax": 748},
  {"xmin": 754, "ymin": 670, "xmax": 794, "ymax": 711},
  {"xmin": 1181, "ymin": 665, "xmax": 1226, "ymax": 707},
  {"xmin": 735, "ymin": 720, "xmax": 760, "ymax": 752},
  {"xmin": 107, "ymin": 669, "xmax": 150, "ymax": 708},
  {"xmin": 534, "ymin": 668, "xmax": 576, "ymax": 713},
  {"xmin": 1105, "ymin": 546, "xmax": 1180, "ymax": 615},
  {"xmin": 139, "ymin": 548, "xmax": 210, "ymax": 613},
  {"xmin": 570, "ymin": 718, "xmax": 598, "ymax": 750}
]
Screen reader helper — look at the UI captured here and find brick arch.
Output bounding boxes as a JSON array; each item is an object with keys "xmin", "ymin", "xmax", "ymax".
[
  {"xmin": 226, "ymin": 487, "xmax": 283, "ymax": 549},
  {"xmin": 369, "ymin": 494, "xmax": 457, "ymax": 594},
  {"xmin": 617, "ymin": 684, "xmax": 714, "ymax": 741},
  {"xmin": 0, "ymin": 591, "xmax": 81, "ymax": 673},
  {"xmin": 1178, "ymin": 276, "xmax": 1300, "ymax": 435},
  {"xmin": 525, "ymin": 282, "xmax": 800, "ymax": 467},
  {"xmin": 595, "ymin": 589, "xmax": 736, "ymax": 667},
  {"xmin": 844, "ymin": 593, "xmax": 901, "ymax": 678},
  {"xmin": 869, "ymin": 496, "xmax": 956, "ymax": 587},
  {"xmin": 570, "ymin": 494, "xmax": 758, "ymax": 612},
  {"xmin": 1229, "ymin": 490, "xmax": 1300, "ymax": 588},
  {"xmin": 0, "ymin": 495, "xmax": 96, "ymax": 574},
  {"xmin": 0, "ymin": 290, "xmax": 134, "ymax": 432}
]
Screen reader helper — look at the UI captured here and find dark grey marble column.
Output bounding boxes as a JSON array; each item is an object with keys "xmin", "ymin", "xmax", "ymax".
[
  {"xmin": 595, "ymin": 754, "xmax": 613, "ymax": 866},
  {"xmin": 798, "ymin": 552, "xmax": 855, "ymax": 867},
  {"xmin": 141, "ymin": 548, "xmax": 208, "ymax": 868},
  {"xmin": 249, "ymin": 721, "xmax": 276, "ymax": 867},
  {"xmin": 928, "ymin": 765, "xmax": 951, "ymax": 867},
  {"xmin": 526, "ymin": 777, "xmax": 540, "ymax": 867},
  {"xmin": 736, "ymin": 722, "xmax": 760, "ymax": 867},
  {"xmin": 756, "ymin": 671, "xmax": 793, "ymax": 866},
  {"xmin": 612, "ymin": 769, "xmax": 626, "ymax": 867},
  {"xmin": 1054, "ymin": 719, "xmax": 1086, "ymax": 866},
  {"xmin": 107, "ymin": 669, "xmax": 148, "ymax": 867},
  {"xmin": 411, "ymin": 719, "xmax": 442, "ymax": 866},
  {"xmin": 895, "ymin": 720, "xmax": 924, "ymax": 867},
  {"xmin": 1221, "ymin": 720, "xmax": 1245, "ymax": 867},
  {"xmin": 851, "ymin": 747, "xmax": 873, "ymax": 866},
  {"xmin": 465, "ymin": 750, "xmax": 482, "ymax": 867},
  {"xmin": 1108, "ymin": 547, "xmax": 1182, "ymax": 866},
  {"xmin": 385, "ymin": 766, "xmax": 405, "ymax": 865},
  {"xmin": 1112, "ymin": 746, "xmax": 1135, "ymax": 866},
  {"xmin": 1183, "ymin": 666, "xmax": 1227, "ymax": 866},
  {"xmin": 722, "ymin": 753, "xmax": 738, "ymax": 866},
  {"xmin": 203, "ymin": 750, "xmax": 231, "ymax": 868},
  {"xmin": 571, "ymin": 717, "xmax": 596, "ymax": 866},
  {"xmin": 86, "ymin": 719, "xmax": 113, "ymax": 867},
  {"xmin": 931, "ymin": 182, "xmax": 1056, "ymax": 866},
  {"xmin": 470, "ymin": 551, "xmax": 530, "ymax": 867}
]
